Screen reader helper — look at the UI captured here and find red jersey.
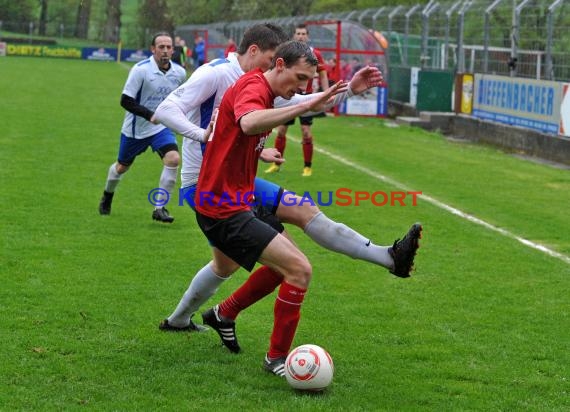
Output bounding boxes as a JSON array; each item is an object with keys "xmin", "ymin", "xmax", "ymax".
[
  {"xmin": 305, "ymin": 47, "xmax": 326, "ymax": 94},
  {"xmin": 195, "ymin": 69, "xmax": 275, "ymax": 219}
]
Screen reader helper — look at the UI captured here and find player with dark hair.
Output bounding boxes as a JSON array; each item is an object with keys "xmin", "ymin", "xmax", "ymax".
[
  {"xmin": 196, "ymin": 40, "xmax": 347, "ymax": 375},
  {"xmin": 153, "ymin": 24, "xmax": 421, "ymax": 342},
  {"xmin": 197, "ymin": 40, "xmax": 422, "ymax": 376},
  {"xmin": 98, "ymin": 32, "xmax": 186, "ymax": 223}
]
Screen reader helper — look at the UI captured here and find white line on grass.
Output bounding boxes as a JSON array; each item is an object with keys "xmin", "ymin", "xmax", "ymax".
[{"xmin": 287, "ymin": 136, "xmax": 570, "ymax": 265}]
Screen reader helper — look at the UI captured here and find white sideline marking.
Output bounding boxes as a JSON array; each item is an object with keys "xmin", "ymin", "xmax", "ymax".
[{"xmin": 288, "ymin": 136, "xmax": 570, "ymax": 265}]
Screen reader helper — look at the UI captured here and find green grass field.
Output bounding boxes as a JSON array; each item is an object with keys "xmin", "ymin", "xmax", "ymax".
[{"xmin": 2, "ymin": 56, "xmax": 569, "ymax": 411}]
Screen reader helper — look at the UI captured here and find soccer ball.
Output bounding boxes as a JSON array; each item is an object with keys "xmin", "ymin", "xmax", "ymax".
[{"xmin": 284, "ymin": 344, "xmax": 334, "ymax": 391}]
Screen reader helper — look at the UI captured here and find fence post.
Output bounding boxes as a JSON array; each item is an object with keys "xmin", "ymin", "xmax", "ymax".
[
  {"xmin": 387, "ymin": 6, "xmax": 403, "ymax": 37},
  {"xmin": 404, "ymin": 4, "xmax": 421, "ymax": 67},
  {"xmin": 511, "ymin": 0, "xmax": 531, "ymax": 77},
  {"xmin": 456, "ymin": 0, "xmax": 473, "ymax": 74},
  {"xmin": 443, "ymin": 0, "xmax": 462, "ymax": 71},
  {"xmin": 483, "ymin": 0, "xmax": 503, "ymax": 74},
  {"xmin": 421, "ymin": 1, "xmax": 440, "ymax": 69},
  {"xmin": 344, "ymin": 10, "xmax": 358, "ymax": 22},
  {"xmin": 357, "ymin": 9, "xmax": 373, "ymax": 26},
  {"xmin": 388, "ymin": 6, "xmax": 403, "ymax": 65},
  {"xmin": 546, "ymin": 0, "xmax": 563, "ymax": 80},
  {"xmin": 370, "ymin": 7, "xmax": 388, "ymax": 78},
  {"xmin": 371, "ymin": 7, "xmax": 386, "ymax": 30}
]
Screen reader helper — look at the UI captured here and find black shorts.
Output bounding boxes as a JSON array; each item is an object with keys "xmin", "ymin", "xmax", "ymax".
[
  {"xmin": 196, "ymin": 208, "xmax": 284, "ymax": 272},
  {"xmin": 285, "ymin": 116, "xmax": 313, "ymax": 126}
]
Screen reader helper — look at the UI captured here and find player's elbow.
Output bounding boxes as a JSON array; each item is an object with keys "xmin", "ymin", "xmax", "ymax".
[
  {"xmin": 239, "ymin": 116, "xmax": 258, "ymax": 135},
  {"xmin": 153, "ymin": 105, "xmax": 164, "ymax": 122},
  {"xmin": 120, "ymin": 94, "xmax": 130, "ymax": 110}
]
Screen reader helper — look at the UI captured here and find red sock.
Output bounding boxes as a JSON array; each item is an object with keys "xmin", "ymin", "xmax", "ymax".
[
  {"xmin": 268, "ymin": 282, "xmax": 307, "ymax": 359},
  {"xmin": 218, "ymin": 266, "xmax": 282, "ymax": 320},
  {"xmin": 275, "ymin": 134, "xmax": 286, "ymax": 157},
  {"xmin": 302, "ymin": 142, "xmax": 313, "ymax": 167}
]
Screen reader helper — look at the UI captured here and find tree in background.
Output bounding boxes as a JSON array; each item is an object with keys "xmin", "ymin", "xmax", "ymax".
[
  {"xmin": 138, "ymin": 0, "xmax": 174, "ymax": 46},
  {"xmin": 39, "ymin": 0, "xmax": 48, "ymax": 36},
  {"xmin": 227, "ymin": 0, "xmax": 313, "ymax": 22},
  {"xmin": 74, "ymin": 0, "xmax": 91, "ymax": 39},
  {"xmin": 0, "ymin": 0, "xmax": 36, "ymax": 34},
  {"xmin": 103, "ymin": 0, "xmax": 121, "ymax": 43}
]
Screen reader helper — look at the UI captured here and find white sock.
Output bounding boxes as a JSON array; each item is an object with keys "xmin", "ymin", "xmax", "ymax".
[
  {"xmin": 158, "ymin": 165, "xmax": 178, "ymax": 208},
  {"xmin": 104, "ymin": 163, "xmax": 122, "ymax": 193},
  {"xmin": 167, "ymin": 262, "xmax": 227, "ymax": 327},
  {"xmin": 304, "ymin": 212, "xmax": 393, "ymax": 269}
]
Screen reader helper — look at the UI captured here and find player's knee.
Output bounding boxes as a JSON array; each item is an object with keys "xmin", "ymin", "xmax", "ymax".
[
  {"xmin": 302, "ymin": 134, "xmax": 313, "ymax": 144},
  {"xmin": 116, "ymin": 163, "xmax": 130, "ymax": 174},
  {"xmin": 276, "ymin": 198, "xmax": 319, "ymax": 228},
  {"xmin": 211, "ymin": 260, "xmax": 239, "ymax": 278},
  {"xmin": 297, "ymin": 260, "xmax": 312, "ymax": 288},
  {"xmin": 163, "ymin": 150, "xmax": 180, "ymax": 167},
  {"xmin": 276, "ymin": 125, "xmax": 288, "ymax": 139},
  {"xmin": 297, "ymin": 202, "xmax": 320, "ymax": 228},
  {"xmin": 302, "ymin": 202, "xmax": 320, "ymax": 215},
  {"xmin": 285, "ymin": 255, "xmax": 312, "ymax": 288}
]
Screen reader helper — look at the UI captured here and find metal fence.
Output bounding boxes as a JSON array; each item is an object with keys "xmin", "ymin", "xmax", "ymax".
[
  {"xmin": 351, "ymin": 0, "xmax": 570, "ymax": 81},
  {"xmin": 2, "ymin": 0, "xmax": 569, "ymax": 81},
  {"xmin": 218, "ymin": 0, "xmax": 570, "ymax": 82}
]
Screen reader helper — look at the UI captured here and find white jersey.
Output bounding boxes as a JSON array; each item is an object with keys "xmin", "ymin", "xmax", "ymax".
[
  {"xmin": 120, "ymin": 57, "xmax": 186, "ymax": 139},
  {"xmin": 155, "ymin": 53, "xmax": 244, "ymax": 187},
  {"xmin": 154, "ymin": 52, "xmax": 351, "ymax": 188}
]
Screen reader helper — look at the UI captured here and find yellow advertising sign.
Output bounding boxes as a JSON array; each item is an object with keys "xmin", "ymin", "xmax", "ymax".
[
  {"xmin": 460, "ymin": 73, "xmax": 474, "ymax": 114},
  {"xmin": 6, "ymin": 44, "xmax": 82, "ymax": 59}
]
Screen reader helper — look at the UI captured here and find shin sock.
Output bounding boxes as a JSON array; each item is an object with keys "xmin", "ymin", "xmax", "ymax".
[
  {"xmin": 218, "ymin": 266, "xmax": 282, "ymax": 320},
  {"xmin": 304, "ymin": 212, "xmax": 393, "ymax": 269}
]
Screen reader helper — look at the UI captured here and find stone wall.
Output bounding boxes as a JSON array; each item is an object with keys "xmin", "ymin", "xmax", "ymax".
[{"xmin": 389, "ymin": 100, "xmax": 570, "ymax": 166}]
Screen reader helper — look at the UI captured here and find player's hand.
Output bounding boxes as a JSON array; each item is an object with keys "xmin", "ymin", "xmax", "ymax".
[
  {"xmin": 305, "ymin": 80, "xmax": 348, "ymax": 113},
  {"xmin": 260, "ymin": 148, "xmax": 285, "ymax": 164},
  {"xmin": 204, "ymin": 108, "xmax": 218, "ymax": 142},
  {"xmin": 347, "ymin": 66, "xmax": 384, "ymax": 95}
]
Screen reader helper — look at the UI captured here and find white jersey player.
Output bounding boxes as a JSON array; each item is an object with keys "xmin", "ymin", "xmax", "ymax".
[{"xmin": 99, "ymin": 32, "xmax": 187, "ymax": 223}]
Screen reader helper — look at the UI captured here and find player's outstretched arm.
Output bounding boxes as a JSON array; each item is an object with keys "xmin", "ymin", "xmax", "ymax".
[
  {"xmin": 302, "ymin": 80, "xmax": 349, "ymax": 113},
  {"xmin": 240, "ymin": 81, "xmax": 348, "ymax": 135},
  {"xmin": 275, "ymin": 68, "xmax": 381, "ymax": 113}
]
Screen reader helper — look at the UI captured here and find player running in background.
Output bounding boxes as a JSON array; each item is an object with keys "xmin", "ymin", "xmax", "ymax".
[
  {"xmin": 98, "ymin": 32, "xmax": 187, "ymax": 223},
  {"xmin": 265, "ymin": 23, "xmax": 329, "ymax": 177},
  {"xmin": 152, "ymin": 24, "xmax": 421, "ymax": 335}
]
